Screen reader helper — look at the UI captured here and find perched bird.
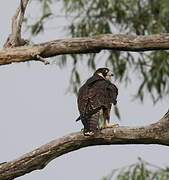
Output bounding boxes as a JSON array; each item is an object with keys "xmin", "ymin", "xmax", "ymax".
[{"xmin": 76, "ymin": 68, "xmax": 118, "ymax": 136}]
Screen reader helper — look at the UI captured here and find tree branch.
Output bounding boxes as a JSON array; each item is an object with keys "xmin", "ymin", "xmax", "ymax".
[
  {"xmin": 1, "ymin": 33, "xmax": 169, "ymax": 65},
  {"xmin": 3, "ymin": 0, "xmax": 30, "ymax": 48},
  {"xmin": 0, "ymin": 111, "xmax": 169, "ymax": 180}
]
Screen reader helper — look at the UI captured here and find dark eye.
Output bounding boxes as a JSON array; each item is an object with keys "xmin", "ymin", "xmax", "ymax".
[{"xmin": 105, "ymin": 69, "xmax": 108, "ymax": 73}]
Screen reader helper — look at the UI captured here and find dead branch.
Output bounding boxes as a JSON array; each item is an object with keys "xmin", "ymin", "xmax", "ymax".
[
  {"xmin": 0, "ymin": 111, "xmax": 169, "ymax": 180},
  {"xmin": 1, "ymin": 33, "xmax": 169, "ymax": 65},
  {"xmin": 3, "ymin": 0, "xmax": 30, "ymax": 48}
]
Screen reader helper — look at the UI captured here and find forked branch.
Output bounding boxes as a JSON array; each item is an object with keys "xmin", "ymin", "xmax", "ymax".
[
  {"xmin": 3, "ymin": 0, "xmax": 30, "ymax": 48},
  {"xmin": 0, "ymin": 111, "xmax": 169, "ymax": 180}
]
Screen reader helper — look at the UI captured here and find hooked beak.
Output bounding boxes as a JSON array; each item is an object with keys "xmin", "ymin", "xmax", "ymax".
[{"xmin": 107, "ymin": 70, "xmax": 113, "ymax": 76}]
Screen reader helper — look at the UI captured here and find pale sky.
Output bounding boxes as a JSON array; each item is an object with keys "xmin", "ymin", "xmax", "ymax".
[{"xmin": 0, "ymin": 1, "xmax": 169, "ymax": 180}]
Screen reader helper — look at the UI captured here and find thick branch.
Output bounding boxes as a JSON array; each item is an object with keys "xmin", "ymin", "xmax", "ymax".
[
  {"xmin": 3, "ymin": 0, "xmax": 29, "ymax": 48},
  {"xmin": 1, "ymin": 33, "xmax": 169, "ymax": 65},
  {"xmin": 0, "ymin": 111, "xmax": 169, "ymax": 180}
]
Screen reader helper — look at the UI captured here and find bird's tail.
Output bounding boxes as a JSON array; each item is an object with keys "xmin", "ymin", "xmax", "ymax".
[{"xmin": 76, "ymin": 107, "xmax": 102, "ymax": 122}]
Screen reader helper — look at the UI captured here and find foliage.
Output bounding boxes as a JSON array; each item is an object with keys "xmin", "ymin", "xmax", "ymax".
[
  {"xmin": 101, "ymin": 158, "xmax": 169, "ymax": 180},
  {"xmin": 25, "ymin": 0, "xmax": 169, "ymax": 102}
]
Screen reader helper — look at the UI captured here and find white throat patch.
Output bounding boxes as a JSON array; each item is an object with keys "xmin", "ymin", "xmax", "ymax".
[{"xmin": 97, "ymin": 73, "xmax": 105, "ymax": 79}]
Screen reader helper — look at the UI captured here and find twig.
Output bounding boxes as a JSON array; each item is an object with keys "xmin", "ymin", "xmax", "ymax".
[{"xmin": 36, "ymin": 55, "xmax": 50, "ymax": 65}]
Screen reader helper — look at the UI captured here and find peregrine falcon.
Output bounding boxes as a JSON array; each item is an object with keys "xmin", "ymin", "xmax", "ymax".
[{"xmin": 76, "ymin": 68, "xmax": 118, "ymax": 136}]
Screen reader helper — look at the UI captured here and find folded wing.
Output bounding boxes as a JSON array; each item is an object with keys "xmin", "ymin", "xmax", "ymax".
[{"xmin": 77, "ymin": 76, "xmax": 118, "ymax": 132}]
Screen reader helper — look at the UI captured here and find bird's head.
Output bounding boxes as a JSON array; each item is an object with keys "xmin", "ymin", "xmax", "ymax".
[{"xmin": 94, "ymin": 68, "xmax": 113, "ymax": 81}]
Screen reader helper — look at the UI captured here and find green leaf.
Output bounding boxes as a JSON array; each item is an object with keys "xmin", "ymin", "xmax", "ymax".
[
  {"xmin": 31, "ymin": 21, "xmax": 44, "ymax": 35},
  {"xmin": 114, "ymin": 106, "xmax": 121, "ymax": 120},
  {"xmin": 102, "ymin": 158, "xmax": 169, "ymax": 180},
  {"xmin": 26, "ymin": 0, "xmax": 169, "ymax": 102}
]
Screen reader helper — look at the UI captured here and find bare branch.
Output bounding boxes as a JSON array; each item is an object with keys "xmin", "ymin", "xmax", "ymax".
[
  {"xmin": 1, "ymin": 33, "xmax": 169, "ymax": 65},
  {"xmin": 3, "ymin": 0, "xmax": 30, "ymax": 48},
  {"xmin": 0, "ymin": 111, "xmax": 169, "ymax": 180}
]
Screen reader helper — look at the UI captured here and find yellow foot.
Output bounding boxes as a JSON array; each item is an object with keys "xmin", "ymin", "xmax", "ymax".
[{"xmin": 101, "ymin": 124, "xmax": 119, "ymax": 129}]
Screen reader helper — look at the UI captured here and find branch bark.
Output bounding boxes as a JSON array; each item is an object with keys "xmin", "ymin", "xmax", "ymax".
[
  {"xmin": 3, "ymin": 0, "xmax": 30, "ymax": 48},
  {"xmin": 0, "ymin": 111, "xmax": 169, "ymax": 180},
  {"xmin": 1, "ymin": 33, "xmax": 169, "ymax": 65}
]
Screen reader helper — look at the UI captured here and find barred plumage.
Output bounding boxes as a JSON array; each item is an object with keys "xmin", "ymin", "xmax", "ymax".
[{"xmin": 76, "ymin": 68, "xmax": 118, "ymax": 136}]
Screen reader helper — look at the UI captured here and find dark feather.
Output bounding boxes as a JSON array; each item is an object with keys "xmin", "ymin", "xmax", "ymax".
[{"xmin": 77, "ymin": 73, "xmax": 118, "ymax": 133}]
